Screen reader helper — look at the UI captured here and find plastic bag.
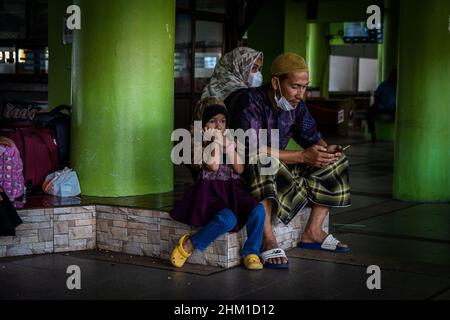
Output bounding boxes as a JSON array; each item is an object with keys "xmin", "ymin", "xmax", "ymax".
[{"xmin": 42, "ymin": 167, "xmax": 81, "ymax": 197}]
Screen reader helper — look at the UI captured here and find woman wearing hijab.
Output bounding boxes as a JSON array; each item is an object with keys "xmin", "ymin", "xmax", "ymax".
[{"xmin": 201, "ymin": 47, "xmax": 264, "ymax": 102}]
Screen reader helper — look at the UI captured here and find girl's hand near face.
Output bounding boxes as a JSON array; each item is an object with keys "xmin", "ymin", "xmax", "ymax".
[
  {"xmin": 203, "ymin": 127, "xmax": 222, "ymax": 171},
  {"xmin": 203, "ymin": 127, "xmax": 222, "ymax": 144},
  {"xmin": 223, "ymin": 137, "xmax": 236, "ymax": 154}
]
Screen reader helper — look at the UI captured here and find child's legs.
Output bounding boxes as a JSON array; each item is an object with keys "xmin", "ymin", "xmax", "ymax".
[
  {"xmin": 190, "ymin": 208, "xmax": 237, "ymax": 251},
  {"xmin": 242, "ymin": 204, "xmax": 265, "ymax": 256}
]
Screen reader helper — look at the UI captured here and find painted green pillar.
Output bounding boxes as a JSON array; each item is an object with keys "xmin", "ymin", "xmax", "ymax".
[
  {"xmin": 377, "ymin": 43, "xmax": 384, "ymax": 85},
  {"xmin": 71, "ymin": 0, "xmax": 175, "ymax": 196},
  {"xmin": 48, "ymin": 0, "xmax": 72, "ymax": 109},
  {"xmin": 247, "ymin": 0, "xmax": 285, "ymax": 81},
  {"xmin": 382, "ymin": 0, "xmax": 399, "ymax": 81},
  {"xmin": 321, "ymin": 56, "xmax": 330, "ymax": 99},
  {"xmin": 284, "ymin": 0, "xmax": 307, "ymax": 58},
  {"xmin": 306, "ymin": 23, "xmax": 329, "ymax": 92},
  {"xmin": 393, "ymin": 0, "xmax": 450, "ymax": 201},
  {"xmin": 248, "ymin": 0, "xmax": 307, "ymax": 81}
]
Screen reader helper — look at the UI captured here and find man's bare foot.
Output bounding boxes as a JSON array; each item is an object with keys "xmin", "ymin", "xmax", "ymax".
[
  {"xmin": 262, "ymin": 240, "xmax": 288, "ymax": 265},
  {"xmin": 301, "ymin": 229, "xmax": 348, "ymax": 248}
]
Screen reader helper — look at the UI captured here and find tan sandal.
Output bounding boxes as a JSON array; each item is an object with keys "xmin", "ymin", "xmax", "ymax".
[{"xmin": 170, "ymin": 234, "xmax": 192, "ymax": 268}]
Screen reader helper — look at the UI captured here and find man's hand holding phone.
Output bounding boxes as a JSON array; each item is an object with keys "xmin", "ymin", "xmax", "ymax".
[
  {"xmin": 322, "ymin": 144, "xmax": 349, "ymax": 163},
  {"xmin": 325, "ymin": 145, "xmax": 341, "ymax": 161}
]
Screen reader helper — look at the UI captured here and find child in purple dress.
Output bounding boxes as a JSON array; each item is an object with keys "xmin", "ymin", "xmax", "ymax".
[{"xmin": 170, "ymin": 98, "xmax": 265, "ymax": 270}]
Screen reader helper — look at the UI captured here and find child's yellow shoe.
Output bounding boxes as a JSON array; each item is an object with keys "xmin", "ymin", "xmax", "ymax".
[
  {"xmin": 170, "ymin": 234, "xmax": 192, "ymax": 268},
  {"xmin": 243, "ymin": 254, "xmax": 263, "ymax": 270}
]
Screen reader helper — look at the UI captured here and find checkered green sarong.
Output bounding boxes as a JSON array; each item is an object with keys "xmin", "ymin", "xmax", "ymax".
[{"xmin": 243, "ymin": 154, "xmax": 351, "ymax": 225}]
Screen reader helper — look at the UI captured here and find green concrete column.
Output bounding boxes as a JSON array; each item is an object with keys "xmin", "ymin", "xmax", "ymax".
[
  {"xmin": 247, "ymin": 0, "xmax": 285, "ymax": 81},
  {"xmin": 48, "ymin": 0, "xmax": 72, "ymax": 108},
  {"xmin": 321, "ymin": 55, "xmax": 330, "ymax": 99},
  {"xmin": 382, "ymin": 0, "xmax": 399, "ymax": 81},
  {"xmin": 306, "ymin": 23, "xmax": 329, "ymax": 90},
  {"xmin": 248, "ymin": 0, "xmax": 307, "ymax": 81},
  {"xmin": 377, "ymin": 43, "xmax": 383, "ymax": 85},
  {"xmin": 284, "ymin": 0, "xmax": 307, "ymax": 58},
  {"xmin": 71, "ymin": 0, "xmax": 175, "ymax": 196},
  {"xmin": 393, "ymin": 0, "xmax": 450, "ymax": 201}
]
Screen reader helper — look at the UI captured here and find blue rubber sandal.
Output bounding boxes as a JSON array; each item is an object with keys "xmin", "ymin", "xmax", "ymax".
[{"xmin": 298, "ymin": 234, "xmax": 350, "ymax": 252}]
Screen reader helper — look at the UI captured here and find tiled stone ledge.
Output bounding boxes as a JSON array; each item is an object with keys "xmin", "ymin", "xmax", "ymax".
[
  {"xmin": 96, "ymin": 206, "xmax": 161, "ymax": 257},
  {"xmin": 0, "ymin": 205, "xmax": 328, "ymax": 268},
  {"xmin": 0, "ymin": 206, "xmax": 96, "ymax": 258},
  {"xmin": 0, "ymin": 209, "xmax": 53, "ymax": 257},
  {"xmin": 53, "ymin": 206, "xmax": 96, "ymax": 253}
]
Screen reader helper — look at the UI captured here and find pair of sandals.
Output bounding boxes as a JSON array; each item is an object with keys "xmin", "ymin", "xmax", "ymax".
[
  {"xmin": 171, "ymin": 234, "xmax": 349, "ymax": 270},
  {"xmin": 261, "ymin": 234, "xmax": 351, "ymax": 269},
  {"xmin": 170, "ymin": 234, "xmax": 263, "ymax": 270}
]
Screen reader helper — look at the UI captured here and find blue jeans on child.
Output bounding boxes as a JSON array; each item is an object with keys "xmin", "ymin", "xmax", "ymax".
[{"xmin": 190, "ymin": 204, "xmax": 265, "ymax": 256}]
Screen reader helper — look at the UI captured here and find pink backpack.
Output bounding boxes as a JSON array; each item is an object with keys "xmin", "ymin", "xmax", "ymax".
[{"xmin": 0, "ymin": 142, "xmax": 25, "ymax": 200}]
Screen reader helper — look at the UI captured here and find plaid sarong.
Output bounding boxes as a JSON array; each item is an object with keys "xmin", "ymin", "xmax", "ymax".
[{"xmin": 243, "ymin": 154, "xmax": 351, "ymax": 225}]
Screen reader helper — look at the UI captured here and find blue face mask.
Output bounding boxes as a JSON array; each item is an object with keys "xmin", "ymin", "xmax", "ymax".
[
  {"xmin": 248, "ymin": 71, "xmax": 263, "ymax": 87},
  {"xmin": 274, "ymin": 78, "xmax": 296, "ymax": 111}
]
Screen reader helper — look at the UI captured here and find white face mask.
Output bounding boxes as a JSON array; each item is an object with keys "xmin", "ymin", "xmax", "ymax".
[
  {"xmin": 248, "ymin": 71, "xmax": 263, "ymax": 88},
  {"xmin": 274, "ymin": 78, "xmax": 296, "ymax": 111}
]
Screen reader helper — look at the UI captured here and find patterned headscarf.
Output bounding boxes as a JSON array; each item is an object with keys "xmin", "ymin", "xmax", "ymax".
[{"xmin": 201, "ymin": 47, "xmax": 264, "ymax": 101}]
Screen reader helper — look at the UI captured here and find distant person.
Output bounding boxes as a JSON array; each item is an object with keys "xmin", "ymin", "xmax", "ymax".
[
  {"xmin": 202, "ymin": 47, "xmax": 264, "ymax": 101},
  {"xmin": 367, "ymin": 69, "xmax": 397, "ymax": 141}
]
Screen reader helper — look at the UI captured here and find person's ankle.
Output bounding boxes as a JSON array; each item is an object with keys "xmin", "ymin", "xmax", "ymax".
[
  {"xmin": 262, "ymin": 239, "xmax": 278, "ymax": 251},
  {"xmin": 302, "ymin": 228, "xmax": 326, "ymax": 242},
  {"xmin": 182, "ymin": 237, "xmax": 194, "ymax": 254}
]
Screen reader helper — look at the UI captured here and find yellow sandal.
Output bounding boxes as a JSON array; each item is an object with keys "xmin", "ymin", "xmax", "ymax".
[
  {"xmin": 243, "ymin": 254, "xmax": 263, "ymax": 270},
  {"xmin": 170, "ymin": 234, "xmax": 192, "ymax": 268}
]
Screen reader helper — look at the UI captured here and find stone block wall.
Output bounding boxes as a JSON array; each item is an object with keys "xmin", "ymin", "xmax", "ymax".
[
  {"xmin": 96, "ymin": 206, "xmax": 161, "ymax": 257},
  {"xmin": 0, "ymin": 206, "xmax": 96, "ymax": 257},
  {"xmin": 53, "ymin": 206, "xmax": 96, "ymax": 253},
  {"xmin": 96, "ymin": 205, "xmax": 317, "ymax": 268},
  {"xmin": 1, "ymin": 205, "xmax": 328, "ymax": 268},
  {"xmin": 0, "ymin": 209, "xmax": 53, "ymax": 257}
]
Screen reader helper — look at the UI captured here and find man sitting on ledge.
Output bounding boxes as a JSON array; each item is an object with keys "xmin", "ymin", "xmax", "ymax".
[{"xmin": 227, "ymin": 53, "xmax": 352, "ymax": 268}]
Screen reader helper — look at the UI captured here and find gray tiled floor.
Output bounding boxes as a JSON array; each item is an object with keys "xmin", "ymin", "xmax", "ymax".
[
  {"xmin": 1, "ymin": 138, "xmax": 449, "ymax": 300},
  {"xmin": 348, "ymin": 204, "xmax": 450, "ymax": 241},
  {"xmin": 234, "ymin": 260, "xmax": 450, "ymax": 300},
  {"xmin": 434, "ymin": 289, "xmax": 450, "ymax": 300}
]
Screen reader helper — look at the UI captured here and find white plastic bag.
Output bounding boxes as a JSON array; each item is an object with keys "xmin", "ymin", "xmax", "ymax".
[{"xmin": 43, "ymin": 167, "xmax": 81, "ymax": 197}]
